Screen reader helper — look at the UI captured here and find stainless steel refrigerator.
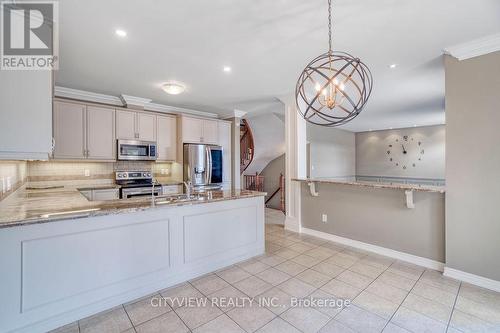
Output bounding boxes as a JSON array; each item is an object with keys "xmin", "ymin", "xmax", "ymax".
[{"xmin": 183, "ymin": 143, "xmax": 223, "ymax": 190}]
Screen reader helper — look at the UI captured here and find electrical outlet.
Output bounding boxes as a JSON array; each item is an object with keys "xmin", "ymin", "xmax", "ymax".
[
  {"xmin": 322, "ymin": 214, "xmax": 328, "ymax": 223},
  {"xmin": 84, "ymin": 169, "xmax": 90, "ymax": 177},
  {"xmin": 161, "ymin": 169, "xmax": 166, "ymax": 175},
  {"xmin": 6, "ymin": 176, "xmax": 12, "ymax": 191}
]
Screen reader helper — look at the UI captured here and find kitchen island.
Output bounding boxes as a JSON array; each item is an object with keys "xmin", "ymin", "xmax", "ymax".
[{"xmin": 0, "ymin": 184, "xmax": 266, "ymax": 333}]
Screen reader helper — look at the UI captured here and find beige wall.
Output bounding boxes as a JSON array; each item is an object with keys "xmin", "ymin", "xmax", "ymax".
[
  {"xmin": 356, "ymin": 125, "xmax": 445, "ymax": 179},
  {"xmin": 260, "ymin": 154, "xmax": 285, "ymax": 210},
  {"xmin": 445, "ymin": 52, "xmax": 500, "ymax": 281},
  {"xmin": 301, "ymin": 183, "xmax": 445, "ymax": 262},
  {"xmin": 307, "ymin": 124, "xmax": 356, "ymax": 178}
]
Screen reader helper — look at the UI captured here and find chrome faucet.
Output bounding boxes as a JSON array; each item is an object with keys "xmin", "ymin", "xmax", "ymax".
[
  {"xmin": 151, "ymin": 177, "xmax": 158, "ymax": 207},
  {"xmin": 183, "ymin": 181, "xmax": 192, "ymax": 198}
]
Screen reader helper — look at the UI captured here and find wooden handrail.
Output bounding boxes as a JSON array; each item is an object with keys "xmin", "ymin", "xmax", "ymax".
[
  {"xmin": 240, "ymin": 119, "xmax": 255, "ymax": 174},
  {"xmin": 265, "ymin": 173, "xmax": 285, "ymax": 213}
]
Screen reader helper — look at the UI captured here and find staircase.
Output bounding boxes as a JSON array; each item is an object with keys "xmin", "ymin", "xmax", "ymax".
[{"xmin": 240, "ymin": 119, "xmax": 254, "ymax": 174}]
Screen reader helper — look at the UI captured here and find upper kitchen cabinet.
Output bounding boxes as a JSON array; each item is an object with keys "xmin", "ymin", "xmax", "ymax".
[
  {"xmin": 53, "ymin": 100, "xmax": 116, "ymax": 161},
  {"xmin": 86, "ymin": 106, "xmax": 115, "ymax": 160},
  {"xmin": 0, "ymin": 70, "xmax": 52, "ymax": 160},
  {"xmin": 203, "ymin": 119, "xmax": 219, "ymax": 144},
  {"xmin": 157, "ymin": 115, "xmax": 177, "ymax": 161},
  {"xmin": 137, "ymin": 113, "xmax": 156, "ymax": 141},
  {"xmin": 179, "ymin": 116, "xmax": 219, "ymax": 144},
  {"xmin": 53, "ymin": 101, "xmax": 86, "ymax": 159},
  {"xmin": 116, "ymin": 110, "xmax": 136, "ymax": 140},
  {"xmin": 116, "ymin": 110, "xmax": 156, "ymax": 142}
]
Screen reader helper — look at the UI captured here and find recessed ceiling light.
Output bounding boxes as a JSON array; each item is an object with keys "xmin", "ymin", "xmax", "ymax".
[
  {"xmin": 389, "ymin": 127, "xmax": 393, "ymax": 130},
  {"xmin": 161, "ymin": 82, "xmax": 186, "ymax": 95},
  {"xmin": 115, "ymin": 29, "xmax": 127, "ymax": 37},
  {"xmin": 389, "ymin": 64, "xmax": 397, "ymax": 69},
  {"xmin": 223, "ymin": 66, "xmax": 232, "ymax": 73},
  {"xmin": 413, "ymin": 124, "xmax": 417, "ymax": 127}
]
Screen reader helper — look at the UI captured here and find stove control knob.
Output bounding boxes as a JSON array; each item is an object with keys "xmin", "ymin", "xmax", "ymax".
[
  {"xmin": 147, "ymin": 173, "xmax": 151, "ymax": 177},
  {"xmin": 117, "ymin": 174, "xmax": 122, "ymax": 178}
]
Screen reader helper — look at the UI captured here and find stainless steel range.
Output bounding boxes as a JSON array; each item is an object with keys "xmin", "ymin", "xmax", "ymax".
[{"xmin": 115, "ymin": 171, "xmax": 161, "ymax": 199}]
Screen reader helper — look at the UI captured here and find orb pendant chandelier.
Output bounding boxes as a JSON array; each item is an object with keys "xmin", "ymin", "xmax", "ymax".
[{"xmin": 295, "ymin": 0, "xmax": 373, "ymax": 127}]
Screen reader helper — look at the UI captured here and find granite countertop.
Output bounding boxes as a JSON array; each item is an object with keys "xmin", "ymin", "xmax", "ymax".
[
  {"xmin": 293, "ymin": 178, "xmax": 446, "ymax": 193},
  {"xmin": 0, "ymin": 183, "xmax": 266, "ymax": 229}
]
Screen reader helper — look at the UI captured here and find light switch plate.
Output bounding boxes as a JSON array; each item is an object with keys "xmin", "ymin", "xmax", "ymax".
[
  {"xmin": 322, "ymin": 214, "xmax": 328, "ymax": 223},
  {"xmin": 6, "ymin": 176, "xmax": 11, "ymax": 191},
  {"xmin": 84, "ymin": 169, "xmax": 90, "ymax": 177}
]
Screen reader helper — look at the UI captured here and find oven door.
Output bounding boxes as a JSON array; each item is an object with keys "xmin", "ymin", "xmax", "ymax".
[
  {"xmin": 121, "ymin": 187, "xmax": 161, "ymax": 199},
  {"xmin": 207, "ymin": 146, "xmax": 223, "ymax": 185},
  {"xmin": 117, "ymin": 140, "xmax": 157, "ymax": 161}
]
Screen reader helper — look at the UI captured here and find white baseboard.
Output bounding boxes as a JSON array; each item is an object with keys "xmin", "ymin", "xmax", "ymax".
[
  {"xmin": 301, "ymin": 227, "xmax": 445, "ymax": 272},
  {"xmin": 444, "ymin": 267, "xmax": 500, "ymax": 293},
  {"xmin": 284, "ymin": 216, "xmax": 301, "ymax": 233}
]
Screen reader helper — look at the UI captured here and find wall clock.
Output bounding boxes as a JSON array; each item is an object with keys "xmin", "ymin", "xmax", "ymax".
[{"xmin": 386, "ymin": 135, "xmax": 424, "ymax": 170}]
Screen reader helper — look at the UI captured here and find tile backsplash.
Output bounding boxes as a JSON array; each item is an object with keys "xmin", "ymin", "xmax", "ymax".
[
  {"xmin": 0, "ymin": 161, "xmax": 27, "ymax": 199},
  {"xmin": 27, "ymin": 161, "xmax": 182, "ymax": 183}
]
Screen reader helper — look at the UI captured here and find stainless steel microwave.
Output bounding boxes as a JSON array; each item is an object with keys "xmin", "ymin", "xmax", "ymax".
[{"xmin": 117, "ymin": 140, "xmax": 157, "ymax": 161}]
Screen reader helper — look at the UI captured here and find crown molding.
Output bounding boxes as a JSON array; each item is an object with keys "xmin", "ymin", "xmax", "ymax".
[
  {"xmin": 444, "ymin": 33, "xmax": 500, "ymax": 61},
  {"xmin": 120, "ymin": 94, "xmax": 152, "ymax": 110},
  {"xmin": 54, "ymin": 86, "xmax": 122, "ymax": 105},
  {"xmin": 54, "ymin": 86, "xmax": 219, "ymax": 118},
  {"xmin": 219, "ymin": 109, "xmax": 247, "ymax": 119},
  {"xmin": 145, "ymin": 103, "xmax": 218, "ymax": 118}
]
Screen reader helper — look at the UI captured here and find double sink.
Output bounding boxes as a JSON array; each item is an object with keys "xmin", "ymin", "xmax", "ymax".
[{"xmin": 154, "ymin": 193, "xmax": 207, "ymax": 205}]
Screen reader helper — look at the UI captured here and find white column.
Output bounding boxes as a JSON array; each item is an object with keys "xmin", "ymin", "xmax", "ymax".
[
  {"xmin": 225, "ymin": 109, "xmax": 247, "ymax": 190},
  {"xmin": 282, "ymin": 96, "xmax": 307, "ymax": 232}
]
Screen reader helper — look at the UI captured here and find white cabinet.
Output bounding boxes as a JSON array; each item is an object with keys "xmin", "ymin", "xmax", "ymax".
[
  {"xmin": 116, "ymin": 110, "xmax": 136, "ymax": 140},
  {"xmin": 157, "ymin": 115, "xmax": 177, "ymax": 161},
  {"xmin": 161, "ymin": 185, "xmax": 182, "ymax": 195},
  {"xmin": 53, "ymin": 102, "xmax": 86, "ymax": 159},
  {"xmin": 53, "ymin": 101, "xmax": 115, "ymax": 161},
  {"xmin": 138, "ymin": 113, "xmax": 156, "ymax": 141},
  {"xmin": 203, "ymin": 120, "xmax": 219, "ymax": 144},
  {"xmin": 0, "ymin": 70, "xmax": 52, "ymax": 160},
  {"xmin": 218, "ymin": 121, "xmax": 232, "ymax": 186},
  {"xmin": 117, "ymin": 110, "xmax": 156, "ymax": 141},
  {"xmin": 181, "ymin": 116, "xmax": 204, "ymax": 143},
  {"xmin": 91, "ymin": 188, "xmax": 119, "ymax": 201},
  {"xmin": 87, "ymin": 106, "xmax": 115, "ymax": 160},
  {"xmin": 179, "ymin": 116, "xmax": 219, "ymax": 144}
]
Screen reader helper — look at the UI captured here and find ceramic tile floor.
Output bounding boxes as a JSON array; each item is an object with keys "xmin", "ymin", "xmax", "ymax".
[{"xmin": 51, "ymin": 221, "xmax": 500, "ymax": 333}]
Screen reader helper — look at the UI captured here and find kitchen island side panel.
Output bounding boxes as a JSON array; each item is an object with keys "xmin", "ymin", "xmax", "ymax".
[{"xmin": 0, "ymin": 196, "xmax": 265, "ymax": 333}]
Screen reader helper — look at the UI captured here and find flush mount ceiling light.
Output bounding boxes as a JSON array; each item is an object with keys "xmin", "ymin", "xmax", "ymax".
[
  {"xmin": 295, "ymin": 0, "xmax": 373, "ymax": 127},
  {"xmin": 115, "ymin": 29, "xmax": 127, "ymax": 37},
  {"xmin": 223, "ymin": 66, "xmax": 232, "ymax": 73},
  {"xmin": 161, "ymin": 82, "xmax": 186, "ymax": 95},
  {"xmin": 389, "ymin": 64, "xmax": 398, "ymax": 69}
]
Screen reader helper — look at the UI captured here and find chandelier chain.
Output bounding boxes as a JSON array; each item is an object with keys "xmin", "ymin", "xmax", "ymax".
[{"xmin": 328, "ymin": 0, "xmax": 332, "ymax": 52}]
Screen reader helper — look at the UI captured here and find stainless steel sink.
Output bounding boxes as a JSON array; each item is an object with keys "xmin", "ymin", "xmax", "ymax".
[{"xmin": 154, "ymin": 193, "xmax": 206, "ymax": 204}]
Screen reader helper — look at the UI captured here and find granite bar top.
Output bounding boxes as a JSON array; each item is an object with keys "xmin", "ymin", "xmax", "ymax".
[
  {"xmin": 0, "ymin": 183, "xmax": 266, "ymax": 229},
  {"xmin": 293, "ymin": 178, "xmax": 446, "ymax": 193}
]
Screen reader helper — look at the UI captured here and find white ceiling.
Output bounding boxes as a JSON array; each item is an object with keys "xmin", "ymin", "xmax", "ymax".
[{"xmin": 56, "ymin": 0, "xmax": 500, "ymax": 132}]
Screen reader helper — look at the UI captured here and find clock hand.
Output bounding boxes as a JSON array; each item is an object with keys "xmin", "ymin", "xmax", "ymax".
[{"xmin": 401, "ymin": 144, "xmax": 407, "ymax": 154}]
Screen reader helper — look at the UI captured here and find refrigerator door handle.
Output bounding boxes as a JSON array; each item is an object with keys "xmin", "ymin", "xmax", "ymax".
[{"xmin": 205, "ymin": 146, "xmax": 212, "ymax": 184}]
